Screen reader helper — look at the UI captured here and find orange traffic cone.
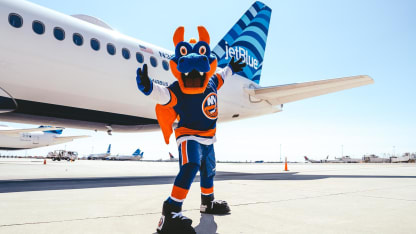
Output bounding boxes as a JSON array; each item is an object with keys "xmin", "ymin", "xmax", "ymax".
[
  {"xmin": 284, "ymin": 157, "xmax": 289, "ymax": 171},
  {"xmin": 43, "ymin": 159, "xmax": 46, "ymax": 165}
]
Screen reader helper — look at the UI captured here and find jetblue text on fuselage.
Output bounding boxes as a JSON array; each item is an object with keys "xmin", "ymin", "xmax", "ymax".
[{"xmin": 224, "ymin": 43, "xmax": 259, "ymax": 70}]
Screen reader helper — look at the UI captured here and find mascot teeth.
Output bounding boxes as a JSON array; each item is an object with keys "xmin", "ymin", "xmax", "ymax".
[
  {"xmin": 200, "ymin": 72, "xmax": 204, "ymax": 76},
  {"xmin": 185, "ymin": 72, "xmax": 189, "ymax": 76}
]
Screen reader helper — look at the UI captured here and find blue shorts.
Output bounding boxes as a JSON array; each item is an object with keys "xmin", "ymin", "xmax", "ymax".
[{"xmin": 178, "ymin": 140, "xmax": 216, "ymax": 178}]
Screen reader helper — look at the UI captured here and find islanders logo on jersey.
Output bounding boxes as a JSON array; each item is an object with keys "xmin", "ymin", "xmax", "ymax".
[{"xmin": 202, "ymin": 93, "xmax": 218, "ymax": 120}]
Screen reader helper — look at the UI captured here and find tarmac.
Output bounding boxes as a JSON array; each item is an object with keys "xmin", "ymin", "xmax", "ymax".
[{"xmin": 0, "ymin": 158, "xmax": 415, "ymax": 234}]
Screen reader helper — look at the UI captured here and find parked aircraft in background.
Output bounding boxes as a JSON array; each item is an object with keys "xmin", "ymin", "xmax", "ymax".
[
  {"xmin": 304, "ymin": 156, "xmax": 329, "ymax": 163},
  {"xmin": 107, "ymin": 148, "xmax": 143, "ymax": 161},
  {"xmin": 335, "ymin": 156, "xmax": 362, "ymax": 163},
  {"xmin": 0, "ymin": 125, "xmax": 89, "ymax": 150},
  {"xmin": 0, "ymin": 0, "xmax": 373, "ymax": 135},
  {"xmin": 87, "ymin": 144, "xmax": 111, "ymax": 160},
  {"xmin": 168, "ymin": 152, "xmax": 178, "ymax": 162}
]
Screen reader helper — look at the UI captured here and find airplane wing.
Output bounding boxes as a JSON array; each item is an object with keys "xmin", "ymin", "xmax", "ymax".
[
  {"xmin": 244, "ymin": 75, "xmax": 374, "ymax": 105},
  {"xmin": 0, "ymin": 127, "xmax": 64, "ymax": 135}
]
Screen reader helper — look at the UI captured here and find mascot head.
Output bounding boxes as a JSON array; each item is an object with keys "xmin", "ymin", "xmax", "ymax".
[{"xmin": 169, "ymin": 26, "xmax": 217, "ymax": 94}]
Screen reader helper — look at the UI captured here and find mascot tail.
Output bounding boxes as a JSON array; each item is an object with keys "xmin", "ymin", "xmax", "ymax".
[{"xmin": 212, "ymin": 1, "xmax": 271, "ymax": 84}]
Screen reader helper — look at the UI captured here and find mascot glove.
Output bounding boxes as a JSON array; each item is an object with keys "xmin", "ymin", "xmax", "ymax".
[
  {"xmin": 228, "ymin": 57, "xmax": 246, "ymax": 74},
  {"xmin": 136, "ymin": 64, "xmax": 153, "ymax": 96}
]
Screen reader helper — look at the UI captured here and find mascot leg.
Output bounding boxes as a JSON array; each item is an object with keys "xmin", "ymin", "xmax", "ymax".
[
  {"xmin": 157, "ymin": 140, "xmax": 200, "ymax": 234},
  {"xmin": 199, "ymin": 144, "xmax": 231, "ymax": 215}
]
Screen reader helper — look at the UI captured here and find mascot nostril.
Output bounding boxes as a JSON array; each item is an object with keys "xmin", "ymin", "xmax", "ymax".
[{"xmin": 135, "ymin": 25, "xmax": 246, "ymax": 233}]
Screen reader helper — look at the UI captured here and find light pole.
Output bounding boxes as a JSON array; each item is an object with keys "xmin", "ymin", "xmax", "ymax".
[{"xmin": 280, "ymin": 144, "xmax": 282, "ymax": 163}]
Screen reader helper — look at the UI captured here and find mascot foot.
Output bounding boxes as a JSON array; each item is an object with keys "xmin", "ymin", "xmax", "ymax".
[
  {"xmin": 157, "ymin": 201, "xmax": 196, "ymax": 234},
  {"xmin": 200, "ymin": 196, "xmax": 231, "ymax": 215}
]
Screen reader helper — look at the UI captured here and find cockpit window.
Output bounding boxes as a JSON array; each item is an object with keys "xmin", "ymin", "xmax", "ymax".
[
  {"xmin": 73, "ymin": 33, "xmax": 83, "ymax": 46},
  {"xmin": 53, "ymin": 27, "xmax": 65, "ymax": 41},
  {"xmin": 32, "ymin": 20, "xmax": 45, "ymax": 35},
  {"xmin": 8, "ymin": 13, "xmax": 23, "ymax": 28}
]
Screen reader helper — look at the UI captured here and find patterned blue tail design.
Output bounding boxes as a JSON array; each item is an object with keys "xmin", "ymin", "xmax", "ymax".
[
  {"xmin": 213, "ymin": 1, "xmax": 271, "ymax": 84},
  {"xmin": 132, "ymin": 148, "xmax": 142, "ymax": 156},
  {"xmin": 107, "ymin": 144, "xmax": 111, "ymax": 154},
  {"xmin": 39, "ymin": 125, "xmax": 63, "ymax": 135}
]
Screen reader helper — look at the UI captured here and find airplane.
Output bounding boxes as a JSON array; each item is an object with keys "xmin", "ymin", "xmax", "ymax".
[
  {"xmin": 0, "ymin": 0, "xmax": 374, "ymax": 135},
  {"xmin": 0, "ymin": 124, "xmax": 89, "ymax": 150},
  {"xmin": 168, "ymin": 152, "xmax": 179, "ymax": 162},
  {"xmin": 335, "ymin": 156, "xmax": 362, "ymax": 163},
  {"xmin": 87, "ymin": 144, "xmax": 111, "ymax": 160},
  {"xmin": 304, "ymin": 156, "xmax": 328, "ymax": 163},
  {"xmin": 106, "ymin": 148, "xmax": 144, "ymax": 161}
]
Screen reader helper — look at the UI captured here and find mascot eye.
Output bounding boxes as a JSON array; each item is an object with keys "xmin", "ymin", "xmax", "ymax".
[
  {"xmin": 180, "ymin": 46, "xmax": 187, "ymax": 56},
  {"xmin": 199, "ymin": 46, "xmax": 206, "ymax": 55}
]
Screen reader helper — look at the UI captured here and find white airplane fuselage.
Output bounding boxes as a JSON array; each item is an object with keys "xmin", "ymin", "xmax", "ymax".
[
  {"xmin": 0, "ymin": 0, "xmax": 279, "ymax": 132},
  {"xmin": 0, "ymin": 126, "xmax": 69, "ymax": 150}
]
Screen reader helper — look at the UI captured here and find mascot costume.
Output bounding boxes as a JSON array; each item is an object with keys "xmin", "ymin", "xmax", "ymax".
[{"xmin": 136, "ymin": 26, "xmax": 245, "ymax": 233}]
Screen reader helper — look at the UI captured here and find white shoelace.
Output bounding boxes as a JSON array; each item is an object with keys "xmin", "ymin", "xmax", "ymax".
[{"xmin": 171, "ymin": 211, "xmax": 190, "ymax": 220}]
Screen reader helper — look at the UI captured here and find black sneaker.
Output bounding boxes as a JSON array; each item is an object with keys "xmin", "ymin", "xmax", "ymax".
[
  {"xmin": 200, "ymin": 196, "xmax": 231, "ymax": 215},
  {"xmin": 157, "ymin": 201, "xmax": 196, "ymax": 234}
]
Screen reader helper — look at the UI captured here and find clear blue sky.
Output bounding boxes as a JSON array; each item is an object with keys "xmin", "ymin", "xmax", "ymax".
[{"xmin": 1, "ymin": 0, "xmax": 415, "ymax": 161}]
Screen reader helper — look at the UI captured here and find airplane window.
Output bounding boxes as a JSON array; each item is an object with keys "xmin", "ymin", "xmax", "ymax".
[
  {"xmin": 122, "ymin": 48, "xmax": 130, "ymax": 60},
  {"xmin": 32, "ymin": 20, "xmax": 45, "ymax": 35},
  {"xmin": 150, "ymin": 56, "xmax": 158, "ymax": 67},
  {"xmin": 90, "ymin": 38, "xmax": 100, "ymax": 51},
  {"xmin": 162, "ymin": 60, "xmax": 169, "ymax": 71},
  {"xmin": 136, "ymin": 52, "xmax": 144, "ymax": 63},
  {"xmin": 73, "ymin": 33, "xmax": 83, "ymax": 46},
  {"xmin": 8, "ymin": 13, "xmax": 23, "ymax": 28},
  {"xmin": 107, "ymin": 43, "xmax": 116, "ymax": 55},
  {"xmin": 53, "ymin": 27, "xmax": 65, "ymax": 41}
]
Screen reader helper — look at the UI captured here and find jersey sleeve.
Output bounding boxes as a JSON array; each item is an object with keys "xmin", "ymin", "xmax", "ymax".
[
  {"xmin": 147, "ymin": 82, "xmax": 171, "ymax": 105},
  {"xmin": 212, "ymin": 66, "xmax": 233, "ymax": 90}
]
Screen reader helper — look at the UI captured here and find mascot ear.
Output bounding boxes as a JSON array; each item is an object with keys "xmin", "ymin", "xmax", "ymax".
[
  {"xmin": 198, "ymin": 26, "xmax": 210, "ymax": 45},
  {"xmin": 173, "ymin": 26, "xmax": 185, "ymax": 47}
]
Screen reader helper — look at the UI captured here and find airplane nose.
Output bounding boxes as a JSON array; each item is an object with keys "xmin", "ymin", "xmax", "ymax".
[{"xmin": 0, "ymin": 87, "xmax": 17, "ymax": 113}]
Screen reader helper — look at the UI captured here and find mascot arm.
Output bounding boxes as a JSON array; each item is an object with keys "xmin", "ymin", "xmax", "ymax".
[
  {"xmin": 217, "ymin": 66, "xmax": 233, "ymax": 80},
  {"xmin": 136, "ymin": 64, "xmax": 170, "ymax": 105},
  {"xmin": 213, "ymin": 57, "xmax": 245, "ymax": 89}
]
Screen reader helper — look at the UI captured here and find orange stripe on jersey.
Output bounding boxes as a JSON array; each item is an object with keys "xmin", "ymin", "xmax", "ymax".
[
  {"xmin": 155, "ymin": 89, "xmax": 178, "ymax": 144},
  {"xmin": 175, "ymin": 127, "xmax": 216, "ymax": 139},
  {"xmin": 171, "ymin": 185, "xmax": 189, "ymax": 200},
  {"xmin": 216, "ymin": 73, "xmax": 224, "ymax": 90},
  {"xmin": 164, "ymin": 89, "xmax": 178, "ymax": 107},
  {"xmin": 201, "ymin": 187, "xmax": 214, "ymax": 195},
  {"xmin": 181, "ymin": 141, "xmax": 188, "ymax": 165}
]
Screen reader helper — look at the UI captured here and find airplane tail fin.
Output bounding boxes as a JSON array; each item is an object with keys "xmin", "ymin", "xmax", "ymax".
[
  {"xmin": 107, "ymin": 144, "xmax": 111, "ymax": 154},
  {"xmin": 39, "ymin": 125, "xmax": 63, "ymax": 135},
  {"xmin": 212, "ymin": 1, "xmax": 272, "ymax": 84},
  {"xmin": 304, "ymin": 156, "xmax": 309, "ymax": 161},
  {"xmin": 132, "ymin": 148, "xmax": 142, "ymax": 156}
]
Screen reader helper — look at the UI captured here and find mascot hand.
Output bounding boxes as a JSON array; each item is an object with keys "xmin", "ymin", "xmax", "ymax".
[
  {"xmin": 228, "ymin": 57, "xmax": 246, "ymax": 74},
  {"xmin": 136, "ymin": 64, "xmax": 152, "ymax": 95}
]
